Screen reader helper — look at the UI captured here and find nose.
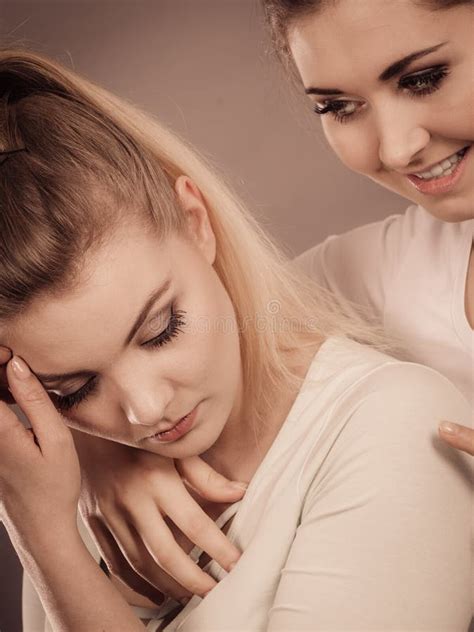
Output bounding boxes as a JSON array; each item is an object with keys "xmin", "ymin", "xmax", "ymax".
[
  {"xmin": 116, "ymin": 374, "xmax": 173, "ymax": 427},
  {"xmin": 377, "ymin": 110, "xmax": 431, "ymax": 170}
]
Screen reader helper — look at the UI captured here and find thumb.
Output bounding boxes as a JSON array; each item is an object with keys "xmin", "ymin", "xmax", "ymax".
[
  {"xmin": 438, "ymin": 421, "xmax": 474, "ymax": 456},
  {"xmin": 176, "ymin": 456, "xmax": 248, "ymax": 502}
]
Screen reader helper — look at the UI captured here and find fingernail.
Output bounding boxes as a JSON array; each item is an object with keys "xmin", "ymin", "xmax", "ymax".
[
  {"xmin": 230, "ymin": 481, "xmax": 248, "ymax": 490},
  {"xmin": 11, "ymin": 356, "xmax": 30, "ymax": 380},
  {"xmin": 439, "ymin": 421, "xmax": 459, "ymax": 435}
]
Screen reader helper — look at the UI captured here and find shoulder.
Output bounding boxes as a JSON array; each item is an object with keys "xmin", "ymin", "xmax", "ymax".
[
  {"xmin": 293, "ymin": 211, "xmax": 402, "ymax": 266},
  {"xmin": 336, "ymin": 344, "xmax": 470, "ymax": 437},
  {"xmin": 301, "ymin": 340, "xmax": 472, "ymax": 514},
  {"xmin": 304, "ymin": 338, "xmax": 471, "ymax": 462}
]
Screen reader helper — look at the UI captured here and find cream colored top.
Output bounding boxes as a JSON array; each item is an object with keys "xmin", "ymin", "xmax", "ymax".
[
  {"xmin": 22, "ymin": 337, "xmax": 471, "ymax": 631},
  {"xmin": 294, "ymin": 205, "xmax": 474, "ymax": 404},
  {"xmin": 140, "ymin": 338, "xmax": 472, "ymax": 631}
]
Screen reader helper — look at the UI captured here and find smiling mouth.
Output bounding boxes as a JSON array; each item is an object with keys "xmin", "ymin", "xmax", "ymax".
[{"xmin": 411, "ymin": 146, "xmax": 469, "ymax": 181}]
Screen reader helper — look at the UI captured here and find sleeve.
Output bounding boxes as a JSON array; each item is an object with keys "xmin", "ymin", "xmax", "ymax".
[
  {"xmin": 267, "ymin": 365, "xmax": 473, "ymax": 631},
  {"xmin": 292, "ymin": 213, "xmax": 405, "ymax": 320}
]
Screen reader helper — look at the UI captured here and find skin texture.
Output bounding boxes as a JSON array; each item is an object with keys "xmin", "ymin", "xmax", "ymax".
[
  {"xmin": 287, "ymin": 0, "xmax": 474, "ymax": 455},
  {"xmin": 288, "ymin": 0, "xmax": 474, "ymax": 222}
]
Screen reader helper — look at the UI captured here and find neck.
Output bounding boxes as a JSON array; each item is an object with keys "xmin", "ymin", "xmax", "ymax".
[
  {"xmin": 200, "ymin": 344, "xmax": 320, "ymax": 483},
  {"xmin": 465, "ymin": 241, "xmax": 474, "ymax": 329}
]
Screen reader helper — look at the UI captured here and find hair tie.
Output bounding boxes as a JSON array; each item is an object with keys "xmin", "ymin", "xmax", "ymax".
[{"xmin": 0, "ymin": 146, "xmax": 28, "ymax": 166}]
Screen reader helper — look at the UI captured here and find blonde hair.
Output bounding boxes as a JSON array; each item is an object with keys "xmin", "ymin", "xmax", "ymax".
[{"xmin": 0, "ymin": 47, "xmax": 393, "ymax": 435}]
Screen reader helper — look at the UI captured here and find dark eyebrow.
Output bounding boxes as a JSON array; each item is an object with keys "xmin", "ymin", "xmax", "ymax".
[
  {"xmin": 305, "ymin": 87, "xmax": 344, "ymax": 96},
  {"xmin": 379, "ymin": 42, "xmax": 448, "ymax": 82},
  {"xmin": 304, "ymin": 42, "xmax": 448, "ymax": 96},
  {"xmin": 34, "ymin": 278, "xmax": 172, "ymax": 385}
]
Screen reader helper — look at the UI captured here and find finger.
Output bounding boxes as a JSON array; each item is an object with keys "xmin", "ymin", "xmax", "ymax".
[
  {"xmin": 0, "ymin": 348, "xmax": 14, "ymax": 404},
  {"xmin": 105, "ymin": 512, "xmax": 194, "ymax": 602},
  {"xmin": 86, "ymin": 515, "xmax": 167, "ymax": 605},
  {"xmin": 0, "ymin": 393, "xmax": 39, "ymax": 438},
  {"xmin": 6, "ymin": 356, "xmax": 68, "ymax": 451},
  {"xmin": 153, "ymin": 473, "xmax": 242, "ymax": 573},
  {"xmin": 133, "ymin": 502, "xmax": 217, "ymax": 597},
  {"xmin": 439, "ymin": 421, "xmax": 474, "ymax": 456},
  {"xmin": 0, "ymin": 346, "xmax": 12, "ymax": 364},
  {"xmin": 0, "ymin": 403, "xmax": 41, "ymax": 472},
  {"xmin": 176, "ymin": 456, "xmax": 248, "ymax": 502}
]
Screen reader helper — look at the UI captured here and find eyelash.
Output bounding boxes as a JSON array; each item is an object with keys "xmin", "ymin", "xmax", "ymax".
[
  {"xmin": 313, "ymin": 65, "xmax": 450, "ymax": 124},
  {"xmin": 51, "ymin": 307, "xmax": 187, "ymax": 412}
]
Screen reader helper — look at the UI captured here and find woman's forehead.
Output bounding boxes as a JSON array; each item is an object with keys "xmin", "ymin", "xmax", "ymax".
[
  {"xmin": 289, "ymin": 0, "xmax": 457, "ymax": 78},
  {"xmin": 1, "ymin": 230, "xmax": 176, "ymax": 359}
]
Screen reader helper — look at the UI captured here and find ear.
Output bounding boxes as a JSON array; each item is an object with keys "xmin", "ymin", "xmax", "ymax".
[{"xmin": 174, "ymin": 175, "xmax": 216, "ymax": 265}]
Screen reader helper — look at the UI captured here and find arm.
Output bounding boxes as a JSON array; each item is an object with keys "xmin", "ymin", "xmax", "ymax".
[
  {"xmin": 1, "ymin": 345, "xmax": 244, "ymax": 607},
  {"xmin": 268, "ymin": 365, "xmax": 472, "ymax": 630},
  {"xmin": 0, "ymin": 356, "xmax": 146, "ymax": 632},
  {"xmin": 12, "ymin": 522, "xmax": 147, "ymax": 632}
]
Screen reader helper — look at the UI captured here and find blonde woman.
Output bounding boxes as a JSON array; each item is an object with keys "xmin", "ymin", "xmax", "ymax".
[
  {"xmin": 0, "ymin": 49, "xmax": 471, "ymax": 630},
  {"xmin": 12, "ymin": 0, "xmax": 473, "ymax": 613}
]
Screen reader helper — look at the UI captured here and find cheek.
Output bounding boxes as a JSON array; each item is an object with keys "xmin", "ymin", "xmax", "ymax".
[
  {"xmin": 322, "ymin": 120, "xmax": 379, "ymax": 175},
  {"xmin": 58, "ymin": 409, "xmax": 117, "ymax": 440},
  {"xmin": 432, "ymin": 95, "xmax": 474, "ymax": 141}
]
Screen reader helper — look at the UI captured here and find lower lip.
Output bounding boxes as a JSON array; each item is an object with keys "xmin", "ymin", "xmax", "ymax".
[
  {"xmin": 407, "ymin": 147, "xmax": 470, "ymax": 196},
  {"xmin": 147, "ymin": 406, "xmax": 198, "ymax": 443}
]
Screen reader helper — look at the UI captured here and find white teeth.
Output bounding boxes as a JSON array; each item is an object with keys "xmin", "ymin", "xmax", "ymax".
[{"xmin": 414, "ymin": 148, "xmax": 467, "ymax": 181}]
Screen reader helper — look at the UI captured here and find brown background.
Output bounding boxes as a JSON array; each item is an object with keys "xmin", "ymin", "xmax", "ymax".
[{"xmin": 0, "ymin": 1, "xmax": 407, "ymax": 630}]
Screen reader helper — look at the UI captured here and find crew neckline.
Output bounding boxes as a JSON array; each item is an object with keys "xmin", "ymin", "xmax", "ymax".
[{"xmin": 452, "ymin": 219, "xmax": 474, "ymax": 345}]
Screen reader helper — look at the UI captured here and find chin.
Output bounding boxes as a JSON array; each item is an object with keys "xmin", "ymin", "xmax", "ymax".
[{"xmin": 420, "ymin": 195, "xmax": 474, "ymax": 223}]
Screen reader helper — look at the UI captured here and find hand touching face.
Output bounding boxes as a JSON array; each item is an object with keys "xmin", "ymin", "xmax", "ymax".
[
  {"xmin": 0, "ymin": 353, "xmax": 81, "ymax": 538},
  {"xmin": 1, "ymin": 179, "xmax": 244, "ymax": 463}
]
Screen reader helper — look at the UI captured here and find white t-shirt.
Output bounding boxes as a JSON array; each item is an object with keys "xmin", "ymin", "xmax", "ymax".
[
  {"xmin": 21, "ymin": 337, "xmax": 469, "ymax": 631},
  {"xmin": 293, "ymin": 205, "xmax": 474, "ymax": 405}
]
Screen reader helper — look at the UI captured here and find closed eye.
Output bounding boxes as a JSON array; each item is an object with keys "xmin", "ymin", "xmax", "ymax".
[
  {"xmin": 313, "ymin": 99, "xmax": 364, "ymax": 123},
  {"xmin": 50, "ymin": 307, "xmax": 187, "ymax": 412}
]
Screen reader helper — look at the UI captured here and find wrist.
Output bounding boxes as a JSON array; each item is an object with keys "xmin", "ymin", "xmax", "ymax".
[
  {"xmin": 5, "ymin": 516, "xmax": 86, "ymax": 600},
  {"xmin": 6, "ymin": 512, "xmax": 81, "ymax": 562},
  {"xmin": 12, "ymin": 518, "xmax": 147, "ymax": 631}
]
